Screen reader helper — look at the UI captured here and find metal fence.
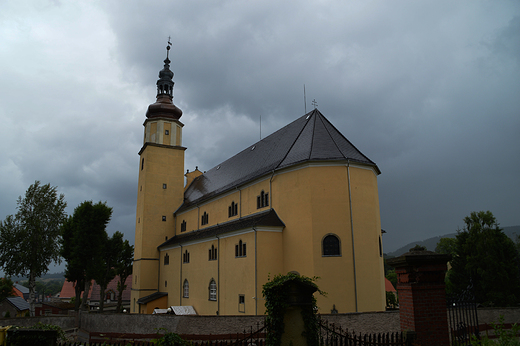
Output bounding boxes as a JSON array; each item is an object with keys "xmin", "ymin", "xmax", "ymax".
[
  {"xmin": 447, "ymin": 287, "xmax": 480, "ymax": 345},
  {"xmin": 318, "ymin": 317, "xmax": 414, "ymax": 346}
]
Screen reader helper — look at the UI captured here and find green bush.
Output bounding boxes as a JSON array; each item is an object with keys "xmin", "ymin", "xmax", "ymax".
[
  {"xmin": 152, "ymin": 332, "xmax": 190, "ymax": 346},
  {"xmin": 471, "ymin": 316, "xmax": 520, "ymax": 346}
]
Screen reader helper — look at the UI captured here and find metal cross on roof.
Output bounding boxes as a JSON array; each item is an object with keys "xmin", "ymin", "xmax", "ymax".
[
  {"xmin": 166, "ymin": 37, "xmax": 172, "ymax": 58},
  {"xmin": 312, "ymin": 99, "xmax": 318, "ymax": 109}
]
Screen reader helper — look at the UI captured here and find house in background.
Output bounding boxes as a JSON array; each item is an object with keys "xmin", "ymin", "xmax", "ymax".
[
  {"xmin": 0, "ymin": 297, "xmax": 30, "ymax": 317},
  {"xmin": 59, "ymin": 275, "xmax": 132, "ymax": 312},
  {"xmin": 35, "ymin": 301, "xmax": 75, "ymax": 316},
  {"xmin": 59, "ymin": 280, "xmax": 93, "ymax": 302},
  {"xmin": 132, "ymin": 48, "xmax": 386, "ymax": 315},
  {"xmin": 90, "ymin": 275, "xmax": 132, "ymax": 312},
  {"xmin": 13, "ymin": 283, "xmax": 29, "ymax": 301}
]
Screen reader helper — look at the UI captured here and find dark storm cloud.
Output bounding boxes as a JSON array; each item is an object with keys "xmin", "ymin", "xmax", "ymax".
[{"xmin": 1, "ymin": 0, "xmax": 519, "ymax": 265}]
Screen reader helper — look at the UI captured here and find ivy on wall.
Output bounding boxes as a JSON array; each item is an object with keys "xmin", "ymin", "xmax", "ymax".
[{"xmin": 262, "ymin": 273, "xmax": 325, "ymax": 346}]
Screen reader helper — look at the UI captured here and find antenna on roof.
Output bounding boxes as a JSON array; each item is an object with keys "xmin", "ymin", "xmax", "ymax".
[
  {"xmin": 260, "ymin": 115, "xmax": 262, "ymax": 140},
  {"xmin": 304, "ymin": 84, "xmax": 307, "ymax": 114}
]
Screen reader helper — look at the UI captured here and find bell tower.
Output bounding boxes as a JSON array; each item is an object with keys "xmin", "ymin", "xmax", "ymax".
[{"xmin": 131, "ymin": 43, "xmax": 185, "ymax": 312}]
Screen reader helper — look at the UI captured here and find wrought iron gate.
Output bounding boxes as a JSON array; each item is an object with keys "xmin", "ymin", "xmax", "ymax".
[{"xmin": 447, "ymin": 287, "xmax": 480, "ymax": 345}]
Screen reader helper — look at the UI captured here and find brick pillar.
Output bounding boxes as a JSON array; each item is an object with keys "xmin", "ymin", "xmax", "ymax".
[{"xmin": 387, "ymin": 249, "xmax": 451, "ymax": 346}]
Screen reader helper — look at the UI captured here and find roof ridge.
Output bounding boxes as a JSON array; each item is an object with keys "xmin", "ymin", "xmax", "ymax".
[
  {"xmin": 318, "ymin": 112, "xmax": 379, "ymax": 170},
  {"xmin": 315, "ymin": 111, "xmax": 345, "ymax": 159},
  {"xmin": 273, "ymin": 110, "xmax": 315, "ymax": 171},
  {"xmin": 308, "ymin": 110, "xmax": 318, "ymax": 160}
]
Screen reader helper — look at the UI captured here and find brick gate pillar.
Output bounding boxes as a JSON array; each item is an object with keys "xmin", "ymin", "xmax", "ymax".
[{"xmin": 387, "ymin": 248, "xmax": 451, "ymax": 346}]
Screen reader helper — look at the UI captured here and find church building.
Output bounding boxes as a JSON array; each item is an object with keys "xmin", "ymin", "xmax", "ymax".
[{"xmin": 131, "ymin": 47, "xmax": 386, "ymax": 315}]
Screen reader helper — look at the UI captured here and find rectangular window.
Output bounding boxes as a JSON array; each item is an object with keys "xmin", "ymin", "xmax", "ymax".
[
  {"xmin": 165, "ymin": 129, "xmax": 169, "ymax": 135},
  {"xmin": 238, "ymin": 295, "xmax": 245, "ymax": 313},
  {"xmin": 181, "ymin": 220, "xmax": 186, "ymax": 232},
  {"xmin": 162, "ymin": 216, "xmax": 166, "ymax": 221},
  {"xmin": 163, "ymin": 183, "xmax": 167, "ymax": 189}
]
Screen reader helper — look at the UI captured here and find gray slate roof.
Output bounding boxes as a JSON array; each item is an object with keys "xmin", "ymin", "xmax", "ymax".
[
  {"xmin": 13, "ymin": 283, "xmax": 29, "ymax": 294},
  {"xmin": 137, "ymin": 292, "xmax": 168, "ymax": 305},
  {"xmin": 179, "ymin": 109, "xmax": 379, "ymax": 212},
  {"xmin": 6, "ymin": 296, "xmax": 30, "ymax": 311},
  {"xmin": 159, "ymin": 209, "xmax": 285, "ymax": 249}
]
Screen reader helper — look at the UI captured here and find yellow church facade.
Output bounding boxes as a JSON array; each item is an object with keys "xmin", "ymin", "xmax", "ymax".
[{"xmin": 131, "ymin": 49, "xmax": 386, "ymax": 315}]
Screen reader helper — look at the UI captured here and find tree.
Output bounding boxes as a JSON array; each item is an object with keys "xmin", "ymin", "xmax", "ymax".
[
  {"xmin": 0, "ymin": 277, "xmax": 15, "ymax": 302},
  {"xmin": 94, "ymin": 231, "xmax": 121, "ymax": 313},
  {"xmin": 449, "ymin": 211, "xmax": 520, "ymax": 306},
  {"xmin": 61, "ymin": 201, "xmax": 112, "ymax": 311},
  {"xmin": 385, "ymin": 269, "xmax": 397, "ymax": 289},
  {"xmin": 0, "ymin": 181, "xmax": 67, "ymax": 316},
  {"xmin": 115, "ymin": 236, "xmax": 133, "ymax": 313},
  {"xmin": 435, "ymin": 237, "xmax": 457, "ymax": 256}
]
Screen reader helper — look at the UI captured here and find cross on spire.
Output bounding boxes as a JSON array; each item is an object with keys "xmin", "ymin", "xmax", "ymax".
[
  {"xmin": 166, "ymin": 37, "xmax": 172, "ymax": 59},
  {"xmin": 312, "ymin": 99, "xmax": 318, "ymax": 109}
]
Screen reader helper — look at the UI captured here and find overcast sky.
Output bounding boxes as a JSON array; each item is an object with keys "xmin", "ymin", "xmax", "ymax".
[{"xmin": 1, "ymin": 1, "xmax": 519, "ymax": 274}]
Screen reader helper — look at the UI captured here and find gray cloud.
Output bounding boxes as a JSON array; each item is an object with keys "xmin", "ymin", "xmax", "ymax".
[{"xmin": 0, "ymin": 0, "xmax": 519, "ymax": 275}]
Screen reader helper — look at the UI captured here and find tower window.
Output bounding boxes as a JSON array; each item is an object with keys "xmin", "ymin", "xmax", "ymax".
[
  {"xmin": 162, "ymin": 216, "xmax": 166, "ymax": 221},
  {"xmin": 235, "ymin": 240, "xmax": 246, "ymax": 258},
  {"xmin": 209, "ymin": 245, "xmax": 217, "ymax": 261},
  {"xmin": 165, "ymin": 280, "xmax": 167, "ymax": 287},
  {"xmin": 228, "ymin": 201, "xmax": 238, "ymax": 217},
  {"xmin": 163, "ymin": 183, "xmax": 167, "ymax": 189},
  {"xmin": 141, "ymin": 158, "xmax": 144, "ymax": 170},
  {"xmin": 181, "ymin": 220, "xmax": 187, "ymax": 232},
  {"xmin": 183, "ymin": 280, "xmax": 189, "ymax": 298},
  {"xmin": 257, "ymin": 191, "xmax": 269, "ymax": 209},
  {"xmin": 322, "ymin": 234, "xmax": 341, "ymax": 257},
  {"xmin": 183, "ymin": 249, "xmax": 190, "ymax": 263},
  {"xmin": 201, "ymin": 211, "xmax": 209, "ymax": 226},
  {"xmin": 164, "ymin": 254, "xmax": 169, "ymax": 265},
  {"xmin": 165, "ymin": 130, "xmax": 169, "ymax": 135},
  {"xmin": 209, "ymin": 279, "xmax": 217, "ymax": 301}
]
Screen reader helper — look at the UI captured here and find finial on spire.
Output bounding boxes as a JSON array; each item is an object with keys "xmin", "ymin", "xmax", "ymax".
[
  {"xmin": 312, "ymin": 99, "xmax": 318, "ymax": 109},
  {"xmin": 166, "ymin": 36, "xmax": 172, "ymax": 59}
]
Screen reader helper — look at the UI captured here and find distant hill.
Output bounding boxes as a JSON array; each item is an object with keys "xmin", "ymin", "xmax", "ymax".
[
  {"xmin": 11, "ymin": 272, "xmax": 65, "ymax": 283},
  {"xmin": 386, "ymin": 225, "xmax": 520, "ymax": 258}
]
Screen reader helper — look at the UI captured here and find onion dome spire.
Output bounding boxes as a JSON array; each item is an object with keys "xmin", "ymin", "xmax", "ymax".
[{"xmin": 146, "ymin": 40, "xmax": 183, "ymax": 119}]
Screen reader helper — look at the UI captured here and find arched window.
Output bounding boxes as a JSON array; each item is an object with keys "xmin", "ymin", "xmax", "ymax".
[
  {"xmin": 322, "ymin": 234, "xmax": 341, "ymax": 256},
  {"xmin": 209, "ymin": 279, "xmax": 217, "ymax": 301},
  {"xmin": 183, "ymin": 279, "xmax": 189, "ymax": 298}
]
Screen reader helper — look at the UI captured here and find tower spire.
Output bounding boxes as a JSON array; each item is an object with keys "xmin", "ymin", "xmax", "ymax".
[{"xmin": 145, "ymin": 39, "xmax": 183, "ymax": 119}]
